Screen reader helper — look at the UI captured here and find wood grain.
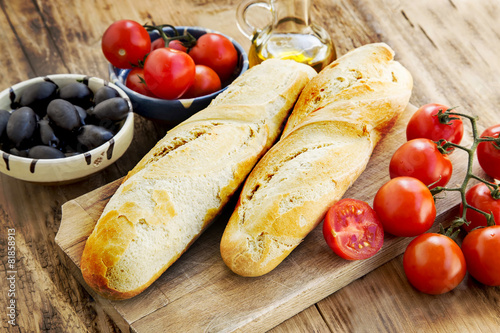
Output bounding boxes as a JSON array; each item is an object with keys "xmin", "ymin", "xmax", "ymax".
[{"xmin": 0, "ymin": 0, "xmax": 499, "ymax": 332}]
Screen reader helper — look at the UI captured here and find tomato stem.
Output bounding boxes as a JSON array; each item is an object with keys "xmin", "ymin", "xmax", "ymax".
[
  {"xmin": 144, "ymin": 24, "xmax": 197, "ymax": 49},
  {"xmin": 478, "ymin": 135, "xmax": 500, "ymax": 150},
  {"xmin": 434, "ymin": 140, "xmax": 465, "ymax": 155},
  {"xmin": 434, "ymin": 109, "xmax": 498, "ymax": 236},
  {"xmin": 431, "ymin": 186, "xmax": 461, "ymax": 196},
  {"xmin": 437, "ymin": 107, "xmax": 462, "ymax": 125}
]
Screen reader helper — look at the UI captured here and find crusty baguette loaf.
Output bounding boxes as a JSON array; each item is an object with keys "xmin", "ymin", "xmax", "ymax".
[
  {"xmin": 220, "ymin": 43, "xmax": 413, "ymax": 277},
  {"xmin": 80, "ymin": 59, "xmax": 316, "ymax": 300}
]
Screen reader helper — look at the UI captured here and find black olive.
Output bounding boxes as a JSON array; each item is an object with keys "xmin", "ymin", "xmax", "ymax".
[
  {"xmin": 62, "ymin": 143, "xmax": 78, "ymax": 155},
  {"xmin": 94, "ymin": 86, "xmax": 120, "ymax": 105},
  {"xmin": 74, "ymin": 105, "xmax": 87, "ymax": 124},
  {"xmin": 59, "ymin": 82, "xmax": 94, "ymax": 109},
  {"xmin": 85, "ymin": 106, "xmax": 95, "ymax": 122},
  {"xmin": 4, "ymin": 81, "xmax": 124, "ymax": 161},
  {"xmin": 9, "ymin": 147, "xmax": 29, "ymax": 157},
  {"xmin": 0, "ymin": 109, "xmax": 11, "ymax": 138},
  {"xmin": 47, "ymin": 99, "xmax": 82, "ymax": 132},
  {"xmin": 91, "ymin": 97, "xmax": 129, "ymax": 121},
  {"xmin": 38, "ymin": 119, "xmax": 60, "ymax": 147},
  {"xmin": 19, "ymin": 81, "xmax": 58, "ymax": 117},
  {"xmin": 77, "ymin": 125, "xmax": 113, "ymax": 151},
  {"xmin": 90, "ymin": 117, "xmax": 119, "ymax": 133},
  {"xmin": 28, "ymin": 145, "xmax": 65, "ymax": 159},
  {"xmin": 6, "ymin": 107, "xmax": 38, "ymax": 148}
]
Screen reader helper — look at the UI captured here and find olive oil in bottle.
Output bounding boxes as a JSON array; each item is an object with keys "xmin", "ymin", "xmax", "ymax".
[
  {"xmin": 248, "ymin": 24, "xmax": 336, "ymax": 72},
  {"xmin": 237, "ymin": 0, "xmax": 336, "ymax": 72}
]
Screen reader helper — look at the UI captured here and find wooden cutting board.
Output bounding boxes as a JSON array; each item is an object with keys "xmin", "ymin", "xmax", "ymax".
[{"xmin": 55, "ymin": 104, "xmax": 477, "ymax": 332}]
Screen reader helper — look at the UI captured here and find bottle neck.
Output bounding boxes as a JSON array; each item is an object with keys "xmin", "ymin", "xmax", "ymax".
[{"xmin": 271, "ymin": 0, "xmax": 312, "ymax": 33}]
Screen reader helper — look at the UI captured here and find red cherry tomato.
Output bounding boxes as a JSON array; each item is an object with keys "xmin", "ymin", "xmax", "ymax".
[
  {"xmin": 389, "ymin": 138, "xmax": 452, "ymax": 189},
  {"xmin": 101, "ymin": 20, "xmax": 151, "ymax": 69},
  {"xmin": 477, "ymin": 124, "xmax": 500, "ymax": 180},
  {"xmin": 125, "ymin": 68, "xmax": 156, "ymax": 97},
  {"xmin": 373, "ymin": 177, "xmax": 436, "ymax": 237},
  {"xmin": 323, "ymin": 198, "xmax": 384, "ymax": 260},
  {"xmin": 461, "ymin": 225, "xmax": 500, "ymax": 286},
  {"xmin": 143, "ymin": 48, "xmax": 195, "ymax": 100},
  {"xmin": 406, "ymin": 103, "xmax": 464, "ymax": 148},
  {"xmin": 403, "ymin": 233, "xmax": 466, "ymax": 295},
  {"xmin": 181, "ymin": 65, "xmax": 221, "ymax": 99},
  {"xmin": 151, "ymin": 38, "xmax": 188, "ymax": 53},
  {"xmin": 460, "ymin": 182, "xmax": 500, "ymax": 232},
  {"xmin": 189, "ymin": 33, "xmax": 238, "ymax": 82},
  {"xmin": 151, "ymin": 38, "xmax": 164, "ymax": 51}
]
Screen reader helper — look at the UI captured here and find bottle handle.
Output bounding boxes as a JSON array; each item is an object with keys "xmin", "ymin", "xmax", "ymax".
[{"xmin": 236, "ymin": 0, "xmax": 272, "ymax": 40}]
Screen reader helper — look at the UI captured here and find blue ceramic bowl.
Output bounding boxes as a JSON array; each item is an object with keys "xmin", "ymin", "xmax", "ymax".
[{"xmin": 109, "ymin": 26, "xmax": 249, "ymax": 124}]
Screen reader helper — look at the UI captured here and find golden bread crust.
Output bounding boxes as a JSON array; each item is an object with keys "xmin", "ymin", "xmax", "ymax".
[
  {"xmin": 220, "ymin": 43, "xmax": 413, "ymax": 277},
  {"xmin": 80, "ymin": 59, "xmax": 317, "ymax": 299}
]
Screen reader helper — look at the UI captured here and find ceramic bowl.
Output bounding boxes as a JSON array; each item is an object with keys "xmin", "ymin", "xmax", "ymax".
[
  {"xmin": 0, "ymin": 74, "xmax": 134, "ymax": 184},
  {"xmin": 109, "ymin": 26, "xmax": 249, "ymax": 124}
]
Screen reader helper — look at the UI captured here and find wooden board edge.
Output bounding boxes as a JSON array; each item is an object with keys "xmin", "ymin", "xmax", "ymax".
[
  {"xmin": 55, "ymin": 243, "xmax": 132, "ymax": 333},
  {"xmin": 55, "ymin": 178, "xmax": 132, "ymax": 332},
  {"xmin": 55, "ymin": 200, "xmax": 91, "ymax": 251},
  {"xmin": 55, "ymin": 177, "xmax": 124, "ymax": 261}
]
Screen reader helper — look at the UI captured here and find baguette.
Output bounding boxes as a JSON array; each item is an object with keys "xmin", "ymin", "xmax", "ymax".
[
  {"xmin": 220, "ymin": 43, "xmax": 413, "ymax": 277},
  {"xmin": 80, "ymin": 59, "xmax": 317, "ymax": 300}
]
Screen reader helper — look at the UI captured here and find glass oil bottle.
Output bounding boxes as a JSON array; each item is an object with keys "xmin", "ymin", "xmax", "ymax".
[{"xmin": 236, "ymin": 0, "xmax": 336, "ymax": 72}]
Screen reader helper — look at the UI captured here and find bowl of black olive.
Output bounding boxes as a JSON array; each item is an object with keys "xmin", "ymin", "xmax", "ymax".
[{"xmin": 0, "ymin": 74, "xmax": 134, "ymax": 184}]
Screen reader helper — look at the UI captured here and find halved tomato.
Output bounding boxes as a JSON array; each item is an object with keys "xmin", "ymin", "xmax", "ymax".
[{"xmin": 323, "ymin": 198, "xmax": 384, "ymax": 260}]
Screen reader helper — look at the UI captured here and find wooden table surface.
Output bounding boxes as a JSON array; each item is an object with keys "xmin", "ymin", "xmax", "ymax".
[{"xmin": 1, "ymin": 0, "xmax": 499, "ymax": 332}]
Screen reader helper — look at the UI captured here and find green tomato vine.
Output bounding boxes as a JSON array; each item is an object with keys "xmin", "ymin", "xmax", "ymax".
[
  {"xmin": 143, "ymin": 24, "xmax": 197, "ymax": 49},
  {"xmin": 429, "ymin": 108, "xmax": 500, "ymax": 239}
]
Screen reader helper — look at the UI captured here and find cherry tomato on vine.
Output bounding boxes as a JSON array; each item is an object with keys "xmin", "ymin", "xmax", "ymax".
[
  {"xmin": 406, "ymin": 103, "xmax": 464, "ymax": 148},
  {"xmin": 189, "ymin": 33, "xmax": 238, "ymax": 82},
  {"xmin": 101, "ymin": 20, "xmax": 151, "ymax": 69},
  {"xmin": 477, "ymin": 124, "xmax": 500, "ymax": 180},
  {"xmin": 143, "ymin": 48, "xmax": 195, "ymax": 100},
  {"xmin": 126, "ymin": 68, "xmax": 156, "ymax": 97},
  {"xmin": 389, "ymin": 138, "xmax": 452, "ymax": 189},
  {"xmin": 403, "ymin": 233, "xmax": 466, "ymax": 295},
  {"xmin": 460, "ymin": 182, "xmax": 500, "ymax": 232},
  {"xmin": 181, "ymin": 65, "xmax": 221, "ymax": 99},
  {"xmin": 461, "ymin": 225, "xmax": 500, "ymax": 286},
  {"xmin": 151, "ymin": 38, "xmax": 164, "ymax": 51},
  {"xmin": 373, "ymin": 177, "xmax": 436, "ymax": 237},
  {"xmin": 323, "ymin": 198, "xmax": 384, "ymax": 260},
  {"xmin": 151, "ymin": 38, "xmax": 188, "ymax": 53}
]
